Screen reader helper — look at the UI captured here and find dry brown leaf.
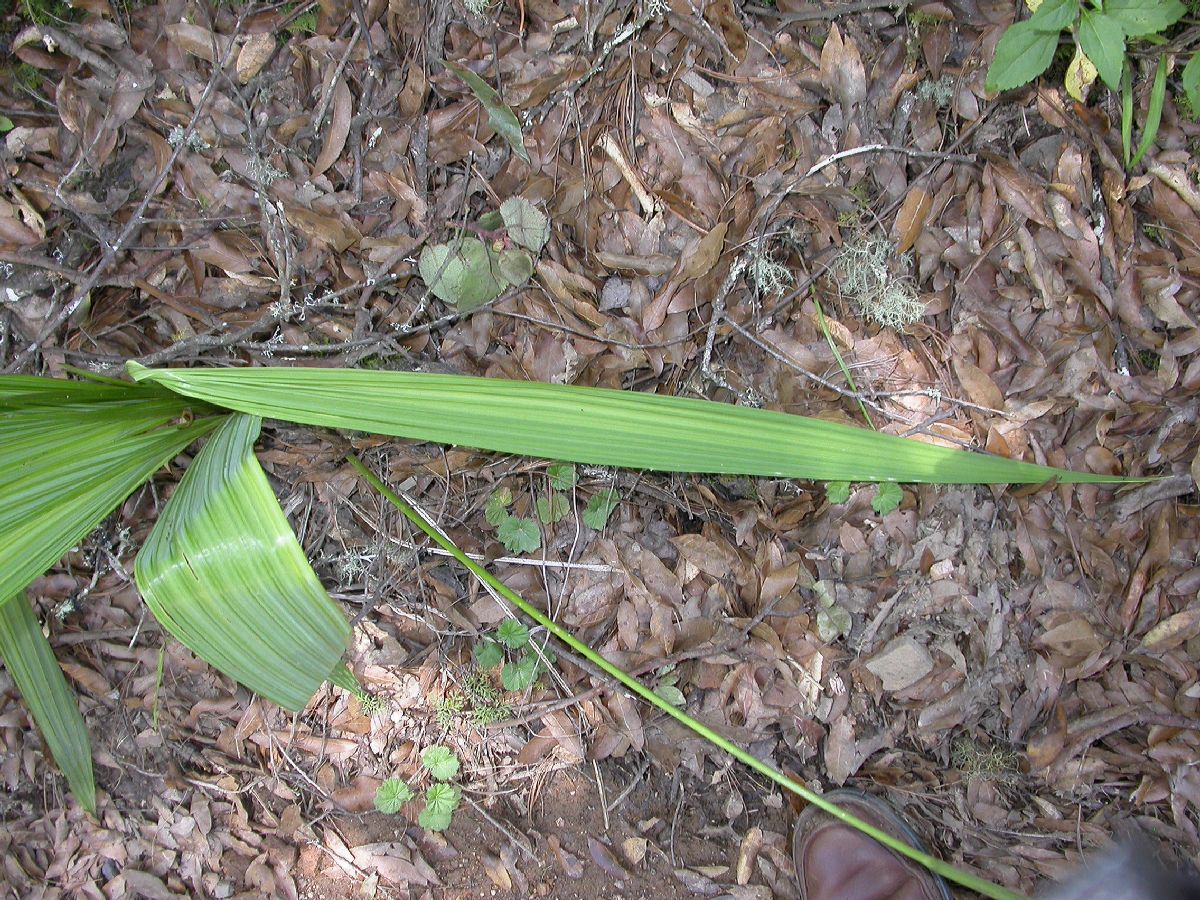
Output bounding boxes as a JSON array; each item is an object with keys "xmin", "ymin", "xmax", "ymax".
[
  {"xmin": 330, "ymin": 775, "xmax": 382, "ymax": 812},
  {"xmin": 165, "ymin": 23, "xmax": 230, "ymax": 62},
  {"xmin": 622, "ymin": 836, "xmax": 649, "ymax": 866},
  {"xmin": 736, "ymin": 826, "xmax": 763, "ymax": 885},
  {"xmin": 892, "ymin": 185, "xmax": 932, "ymax": 255},
  {"xmin": 237, "ymin": 33, "xmax": 275, "ymax": 84},
  {"xmin": 1141, "ymin": 605, "xmax": 1200, "ymax": 653},
  {"xmin": 823, "ymin": 715, "xmax": 859, "ymax": 785},
  {"xmin": 548, "ymin": 835, "xmax": 584, "ymax": 879},
  {"xmin": 606, "ymin": 691, "xmax": 645, "ymax": 751},
  {"xmin": 864, "ymin": 637, "xmax": 934, "ymax": 691},
  {"xmin": 313, "ymin": 79, "xmax": 353, "ymax": 176},
  {"xmin": 587, "ymin": 837, "xmax": 627, "ymax": 878},
  {"xmin": 818, "ymin": 24, "xmax": 866, "ymax": 111},
  {"xmin": 703, "ymin": 0, "xmax": 748, "ymax": 62},
  {"xmin": 952, "ymin": 357, "xmax": 1005, "ymax": 412},
  {"xmin": 350, "ymin": 842, "xmax": 431, "ymax": 886},
  {"xmin": 482, "ymin": 853, "xmax": 512, "ymax": 890},
  {"xmin": 283, "ymin": 203, "xmax": 361, "ymax": 251},
  {"xmin": 677, "ymin": 221, "xmax": 727, "ymax": 282},
  {"xmin": 1033, "ymin": 617, "xmax": 1103, "ymax": 660}
]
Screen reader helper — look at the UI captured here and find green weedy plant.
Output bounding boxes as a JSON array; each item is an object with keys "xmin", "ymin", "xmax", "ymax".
[
  {"xmin": 0, "ymin": 362, "xmax": 1147, "ymax": 897},
  {"xmin": 475, "ymin": 619, "xmax": 556, "ymax": 692},
  {"xmin": 826, "ymin": 480, "xmax": 903, "ymax": 515},
  {"xmin": 372, "ymin": 746, "xmax": 463, "ymax": 831},
  {"xmin": 985, "ymin": 0, "xmax": 1200, "ymax": 169},
  {"xmin": 418, "ymin": 196, "xmax": 549, "ymax": 312}
]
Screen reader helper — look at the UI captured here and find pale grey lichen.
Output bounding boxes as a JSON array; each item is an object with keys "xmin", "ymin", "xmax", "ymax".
[
  {"xmin": 246, "ymin": 155, "xmax": 286, "ymax": 185},
  {"xmin": 833, "ymin": 236, "xmax": 924, "ymax": 329},
  {"xmin": 167, "ymin": 125, "xmax": 209, "ymax": 152},
  {"xmin": 915, "ymin": 76, "xmax": 955, "ymax": 108}
]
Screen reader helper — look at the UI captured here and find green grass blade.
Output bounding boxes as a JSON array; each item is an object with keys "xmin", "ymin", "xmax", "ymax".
[
  {"xmin": 812, "ymin": 295, "xmax": 873, "ymax": 428},
  {"xmin": 134, "ymin": 414, "xmax": 351, "ymax": 711},
  {"xmin": 0, "ymin": 390, "xmax": 222, "ymax": 607},
  {"xmin": 129, "ymin": 364, "xmax": 1140, "ymax": 484},
  {"xmin": 1129, "ymin": 54, "xmax": 1168, "ymax": 170},
  {"xmin": 1121, "ymin": 63, "xmax": 1134, "ymax": 168},
  {"xmin": 0, "ymin": 593, "xmax": 96, "ymax": 814},
  {"xmin": 348, "ymin": 456, "xmax": 1025, "ymax": 900}
]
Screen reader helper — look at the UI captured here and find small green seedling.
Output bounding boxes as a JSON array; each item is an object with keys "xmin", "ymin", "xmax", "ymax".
[
  {"xmin": 812, "ymin": 578, "xmax": 852, "ymax": 643},
  {"xmin": 653, "ymin": 665, "xmax": 686, "ymax": 708},
  {"xmin": 474, "ymin": 638, "xmax": 503, "ymax": 669},
  {"xmin": 419, "ymin": 783, "xmax": 462, "ymax": 831},
  {"xmin": 373, "ymin": 745, "xmax": 463, "ymax": 832},
  {"xmin": 537, "ymin": 463, "xmax": 575, "ymax": 524},
  {"xmin": 536, "ymin": 493, "xmax": 569, "ymax": 525},
  {"xmin": 474, "ymin": 620, "xmax": 556, "ymax": 692},
  {"xmin": 496, "ymin": 516, "xmax": 540, "ymax": 554},
  {"xmin": 825, "ymin": 481, "xmax": 902, "ymax": 515},
  {"xmin": 826, "ymin": 481, "xmax": 852, "ymax": 504},
  {"xmin": 374, "ymin": 777, "xmax": 415, "ymax": 813},
  {"xmin": 443, "ymin": 60, "xmax": 529, "ymax": 163},
  {"xmin": 485, "ymin": 486, "xmax": 542, "ymax": 553},
  {"xmin": 496, "ymin": 619, "xmax": 529, "ymax": 649},
  {"xmin": 985, "ymin": 0, "xmax": 1199, "ymax": 168},
  {"xmin": 354, "ymin": 687, "xmax": 386, "ymax": 715},
  {"xmin": 547, "ymin": 463, "xmax": 576, "ymax": 491},
  {"xmin": 485, "ymin": 466, "xmax": 588, "ymax": 550},
  {"xmin": 582, "ymin": 487, "xmax": 620, "ymax": 530},
  {"xmin": 871, "ymin": 482, "xmax": 903, "ymax": 515},
  {"xmin": 485, "ymin": 487, "xmax": 514, "ymax": 526},
  {"xmin": 421, "ymin": 744, "xmax": 460, "ymax": 780}
]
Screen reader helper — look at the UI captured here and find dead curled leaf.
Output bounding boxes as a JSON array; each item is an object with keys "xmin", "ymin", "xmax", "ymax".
[
  {"xmin": 892, "ymin": 185, "xmax": 932, "ymax": 255},
  {"xmin": 1141, "ymin": 605, "xmax": 1200, "ymax": 652},
  {"xmin": 236, "ymin": 33, "xmax": 274, "ymax": 84},
  {"xmin": 313, "ymin": 79, "xmax": 353, "ymax": 176},
  {"xmin": 677, "ymin": 220, "xmax": 727, "ymax": 282},
  {"xmin": 588, "ymin": 837, "xmax": 627, "ymax": 878}
]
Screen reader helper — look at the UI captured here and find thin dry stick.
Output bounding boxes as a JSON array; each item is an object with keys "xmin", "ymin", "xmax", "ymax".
[{"xmin": 804, "ymin": 143, "xmax": 977, "ymax": 179}]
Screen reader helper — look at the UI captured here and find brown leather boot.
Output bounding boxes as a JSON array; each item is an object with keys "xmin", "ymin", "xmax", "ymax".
[{"xmin": 792, "ymin": 788, "xmax": 953, "ymax": 900}]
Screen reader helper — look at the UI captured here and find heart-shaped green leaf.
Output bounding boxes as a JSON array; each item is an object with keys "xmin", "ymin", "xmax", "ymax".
[{"xmin": 418, "ymin": 238, "xmax": 509, "ymax": 312}]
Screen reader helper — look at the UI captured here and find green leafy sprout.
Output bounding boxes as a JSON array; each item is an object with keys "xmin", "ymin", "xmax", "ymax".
[
  {"xmin": 373, "ymin": 746, "xmax": 463, "ymax": 831},
  {"xmin": 475, "ymin": 619, "xmax": 555, "ymax": 693},
  {"xmin": 486, "ymin": 463, "xmax": 612, "ymax": 552},
  {"xmin": 985, "ymin": 0, "xmax": 1199, "ymax": 168},
  {"xmin": 419, "ymin": 783, "xmax": 462, "ymax": 832},
  {"xmin": 826, "ymin": 481, "xmax": 903, "ymax": 515},
  {"xmin": 374, "ymin": 777, "xmax": 415, "ymax": 813},
  {"xmin": 417, "ymin": 196, "xmax": 548, "ymax": 312},
  {"xmin": 422, "ymin": 744, "xmax": 461, "ymax": 781}
]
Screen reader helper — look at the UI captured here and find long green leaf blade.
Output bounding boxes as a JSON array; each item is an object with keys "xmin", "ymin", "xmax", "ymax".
[
  {"xmin": 1129, "ymin": 53, "xmax": 1169, "ymax": 170},
  {"xmin": 134, "ymin": 414, "xmax": 351, "ymax": 711},
  {"xmin": 130, "ymin": 365, "xmax": 1138, "ymax": 484},
  {"xmin": 0, "ymin": 388, "xmax": 222, "ymax": 607},
  {"xmin": 0, "ymin": 593, "xmax": 95, "ymax": 813}
]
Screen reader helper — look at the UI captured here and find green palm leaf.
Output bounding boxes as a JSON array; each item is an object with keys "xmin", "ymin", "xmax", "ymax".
[
  {"xmin": 134, "ymin": 414, "xmax": 351, "ymax": 711},
  {"xmin": 129, "ymin": 364, "xmax": 1136, "ymax": 484},
  {"xmin": 0, "ymin": 593, "xmax": 95, "ymax": 813},
  {"xmin": 0, "ymin": 382, "xmax": 222, "ymax": 607}
]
